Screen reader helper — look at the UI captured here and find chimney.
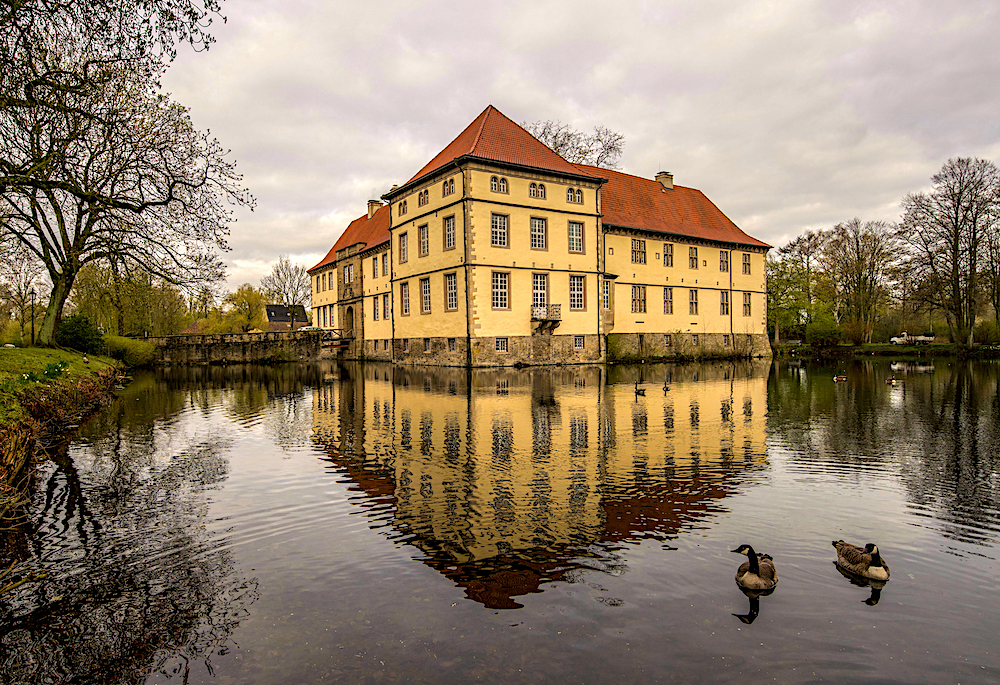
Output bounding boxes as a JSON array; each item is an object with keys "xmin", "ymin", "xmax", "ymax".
[
  {"xmin": 655, "ymin": 171, "xmax": 674, "ymax": 190},
  {"xmin": 368, "ymin": 199, "xmax": 382, "ymax": 219}
]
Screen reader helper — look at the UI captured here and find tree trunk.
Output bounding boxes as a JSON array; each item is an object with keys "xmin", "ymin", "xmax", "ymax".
[{"xmin": 37, "ymin": 271, "xmax": 76, "ymax": 346}]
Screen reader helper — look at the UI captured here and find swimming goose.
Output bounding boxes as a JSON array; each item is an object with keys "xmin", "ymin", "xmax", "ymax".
[
  {"xmin": 731, "ymin": 544, "xmax": 778, "ymax": 591},
  {"xmin": 833, "ymin": 375, "xmax": 847, "ymax": 382},
  {"xmin": 634, "ymin": 381, "xmax": 645, "ymax": 397},
  {"xmin": 832, "ymin": 540, "xmax": 890, "ymax": 581}
]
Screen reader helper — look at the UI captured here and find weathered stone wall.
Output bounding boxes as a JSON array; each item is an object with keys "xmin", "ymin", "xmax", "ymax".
[
  {"xmin": 606, "ymin": 332, "xmax": 771, "ymax": 362},
  {"xmin": 148, "ymin": 331, "xmax": 325, "ymax": 365}
]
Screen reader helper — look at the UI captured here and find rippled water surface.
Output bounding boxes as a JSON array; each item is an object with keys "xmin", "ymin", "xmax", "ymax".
[{"xmin": 2, "ymin": 359, "xmax": 999, "ymax": 684}]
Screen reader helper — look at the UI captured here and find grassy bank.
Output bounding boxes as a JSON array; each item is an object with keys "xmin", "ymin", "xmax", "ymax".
[
  {"xmin": 772, "ymin": 342, "xmax": 1000, "ymax": 359},
  {"xmin": 1, "ymin": 347, "xmax": 117, "ymax": 425}
]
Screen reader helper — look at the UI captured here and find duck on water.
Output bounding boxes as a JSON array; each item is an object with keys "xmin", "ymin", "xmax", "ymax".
[{"xmin": 832, "ymin": 540, "xmax": 890, "ymax": 581}]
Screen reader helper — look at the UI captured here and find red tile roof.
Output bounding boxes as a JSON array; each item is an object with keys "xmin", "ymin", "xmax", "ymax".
[
  {"xmin": 309, "ymin": 203, "xmax": 391, "ymax": 272},
  {"xmin": 404, "ymin": 105, "xmax": 593, "ymax": 186},
  {"xmin": 576, "ymin": 164, "xmax": 770, "ymax": 249}
]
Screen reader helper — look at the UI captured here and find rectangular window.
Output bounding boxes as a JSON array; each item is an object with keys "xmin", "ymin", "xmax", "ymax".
[
  {"xmin": 491, "ymin": 213, "xmax": 508, "ymax": 247},
  {"xmin": 631, "ymin": 238, "xmax": 646, "ymax": 264},
  {"xmin": 420, "ymin": 277, "xmax": 431, "ymax": 314},
  {"xmin": 496, "ymin": 337, "xmax": 508, "ymax": 352},
  {"xmin": 492, "ymin": 271, "xmax": 509, "ymax": 309},
  {"xmin": 692, "ymin": 334, "xmax": 699, "ymax": 345},
  {"xmin": 602, "ymin": 280, "xmax": 611, "ymax": 310},
  {"xmin": 689, "ymin": 289, "xmax": 699, "ymax": 315},
  {"xmin": 530, "ymin": 217, "xmax": 547, "ymax": 249},
  {"xmin": 424, "ymin": 337, "xmax": 431, "ymax": 352},
  {"xmin": 720, "ymin": 290, "xmax": 730, "ymax": 315},
  {"xmin": 344, "ymin": 266, "xmax": 349, "ymax": 284},
  {"xmin": 445, "ymin": 273, "xmax": 458, "ymax": 311},
  {"xmin": 664, "ymin": 333, "xmax": 672, "ymax": 346},
  {"xmin": 568, "ymin": 222, "xmax": 584, "ymax": 253},
  {"xmin": 384, "ymin": 338, "xmax": 390, "ymax": 350},
  {"xmin": 443, "ymin": 216, "xmax": 456, "ymax": 250},
  {"xmin": 664, "ymin": 243, "xmax": 674, "ymax": 267},
  {"xmin": 720, "ymin": 251, "xmax": 729, "ymax": 272},
  {"xmin": 689, "ymin": 246, "xmax": 698, "ymax": 269},
  {"xmin": 403, "ymin": 338, "xmax": 410, "ymax": 352},
  {"xmin": 373, "ymin": 296, "xmax": 379, "ymax": 320},
  {"xmin": 418, "ymin": 224, "xmax": 429, "ymax": 257},
  {"xmin": 743, "ymin": 291, "xmax": 752, "ymax": 316},
  {"xmin": 569, "ymin": 274, "xmax": 585, "ymax": 310},
  {"xmin": 399, "ymin": 233, "xmax": 408, "ymax": 263},
  {"xmin": 349, "ymin": 264, "xmax": 354, "ymax": 282},
  {"xmin": 631, "ymin": 285, "xmax": 646, "ymax": 313},
  {"xmin": 401, "ymin": 281, "xmax": 410, "ymax": 316},
  {"xmin": 742, "ymin": 253, "xmax": 751, "ymax": 275},
  {"xmin": 382, "ymin": 252, "xmax": 388, "ymax": 276},
  {"xmin": 574, "ymin": 335, "xmax": 585, "ymax": 349},
  {"xmin": 448, "ymin": 337, "xmax": 456, "ymax": 352},
  {"xmin": 723, "ymin": 334, "xmax": 730, "ymax": 346},
  {"xmin": 373, "ymin": 257, "xmax": 378, "ymax": 278},
  {"xmin": 664, "ymin": 287, "xmax": 673, "ymax": 314},
  {"xmin": 532, "ymin": 273, "xmax": 547, "ymax": 308},
  {"xmin": 316, "ymin": 275, "xmax": 321, "ymax": 293},
  {"xmin": 382, "ymin": 293, "xmax": 390, "ymax": 318}
]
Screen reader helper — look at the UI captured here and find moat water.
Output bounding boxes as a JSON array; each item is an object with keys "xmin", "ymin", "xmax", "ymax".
[{"xmin": 1, "ymin": 359, "xmax": 998, "ymax": 684}]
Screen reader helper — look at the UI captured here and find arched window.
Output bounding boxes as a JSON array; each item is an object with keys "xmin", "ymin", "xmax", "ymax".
[
  {"xmin": 498, "ymin": 177, "xmax": 508, "ymax": 193},
  {"xmin": 449, "ymin": 179, "xmax": 455, "ymax": 195},
  {"xmin": 567, "ymin": 187, "xmax": 575, "ymax": 202},
  {"xmin": 538, "ymin": 183, "xmax": 546, "ymax": 199},
  {"xmin": 490, "ymin": 176, "xmax": 499, "ymax": 192},
  {"xmin": 443, "ymin": 180, "xmax": 449, "ymax": 197},
  {"xmin": 575, "ymin": 189, "xmax": 583, "ymax": 203},
  {"xmin": 399, "ymin": 200, "xmax": 407, "ymax": 215},
  {"xmin": 529, "ymin": 183, "xmax": 538, "ymax": 198}
]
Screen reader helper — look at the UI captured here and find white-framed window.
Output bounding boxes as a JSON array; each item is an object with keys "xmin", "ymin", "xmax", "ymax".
[
  {"xmin": 602, "ymin": 280, "xmax": 611, "ymax": 310},
  {"xmin": 723, "ymin": 334, "xmax": 730, "ymax": 346},
  {"xmin": 632, "ymin": 238, "xmax": 646, "ymax": 264},
  {"xmin": 664, "ymin": 334, "xmax": 672, "ymax": 346},
  {"xmin": 419, "ymin": 224, "xmax": 429, "ymax": 257},
  {"xmin": 424, "ymin": 337, "xmax": 431, "ymax": 352},
  {"xmin": 569, "ymin": 274, "xmax": 585, "ymax": 310},
  {"xmin": 343, "ymin": 266, "xmax": 349, "ymax": 284},
  {"xmin": 720, "ymin": 251, "xmax": 729, "ymax": 272},
  {"xmin": 373, "ymin": 296, "xmax": 379, "ymax": 320},
  {"xmin": 491, "ymin": 176, "xmax": 508, "ymax": 193},
  {"xmin": 692, "ymin": 334, "xmax": 699, "ymax": 345},
  {"xmin": 491, "ymin": 214, "xmax": 508, "ymax": 247},
  {"xmin": 443, "ymin": 179, "xmax": 452, "ymax": 197},
  {"xmin": 664, "ymin": 243, "xmax": 674, "ymax": 267},
  {"xmin": 401, "ymin": 281, "xmax": 410, "ymax": 316},
  {"xmin": 496, "ymin": 337, "xmax": 509, "ymax": 352},
  {"xmin": 537, "ymin": 183, "xmax": 545, "ymax": 199},
  {"xmin": 743, "ymin": 253, "xmax": 751, "ymax": 275},
  {"xmin": 532, "ymin": 273, "xmax": 547, "ymax": 308},
  {"xmin": 492, "ymin": 271, "xmax": 509, "ymax": 309},
  {"xmin": 720, "ymin": 290, "xmax": 730, "ymax": 315},
  {"xmin": 743, "ymin": 291, "xmax": 752, "ymax": 316},
  {"xmin": 383, "ymin": 293, "xmax": 390, "ymax": 318},
  {"xmin": 664, "ymin": 287, "xmax": 673, "ymax": 314},
  {"xmin": 632, "ymin": 285, "xmax": 646, "ymax": 313},
  {"xmin": 443, "ymin": 216, "xmax": 455, "ymax": 250},
  {"xmin": 349, "ymin": 264, "xmax": 354, "ymax": 282},
  {"xmin": 418, "ymin": 189, "xmax": 428, "ymax": 206},
  {"xmin": 574, "ymin": 335, "xmax": 585, "ymax": 349},
  {"xmin": 567, "ymin": 187, "xmax": 576, "ymax": 202},
  {"xmin": 568, "ymin": 221, "xmax": 584, "ymax": 253},
  {"xmin": 530, "ymin": 217, "xmax": 547, "ymax": 249},
  {"xmin": 689, "ymin": 289, "xmax": 699, "ymax": 315},
  {"xmin": 373, "ymin": 257, "xmax": 378, "ymax": 278},
  {"xmin": 448, "ymin": 338, "xmax": 456, "ymax": 352},
  {"xmin": 403, "ymin": 338, "xmax": 410, "ymax": 352},
  {"xmin": 445, "ymin": 272, "xmax": 458, "ymax": 311},
  {"xmin": 689, "ymin": 246, "xmax": 698, "ymax": 269},
  {"xmin": 399, "ymin": 233, "xmax": 408, "ymax": 263},
  {"xmin": 399, "ymin": 200, "xmax": 407, "ymax": 215},
  {"xmin": 382, "ymin": 252, "xmax": 388, "ymax": 276},
  {"xmin": 420, "ymin": 278, "xmax": 431, "ymax": 313},
  {"xmin": 384, "ymin": 338, "xmax": 390, "ymax": 350},
  {"xmin": 529, "ymin": 182, "xmax": 538, "ymax": 198}
]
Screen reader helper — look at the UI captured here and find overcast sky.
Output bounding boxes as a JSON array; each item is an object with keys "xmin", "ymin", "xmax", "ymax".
[{"xmin": 162, "ymin": 0, "xmax": 1000, "ymax": 290}]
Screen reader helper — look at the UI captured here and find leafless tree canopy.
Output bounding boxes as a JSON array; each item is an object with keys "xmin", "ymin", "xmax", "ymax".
[
  {"xmin": 260, "ymin": 255, "xmax": 311, "ymax": 309},
  {"xmin": 523, "ymin": 120, "xmax": 625, "ymax": 169},
  {"xmin": 898, "ymin": 157, "xmax": 1000, "ymax": 348}
]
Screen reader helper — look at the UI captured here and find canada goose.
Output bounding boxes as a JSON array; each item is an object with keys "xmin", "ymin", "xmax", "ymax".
[
  {"xmin": 833, "ymin": 375, "xmax": 847, "ymax": 382},
  {"xmin": 82, "ymin": 355, "xmax": 89, "ymax": 364},
  {"xmin": 663, "ymin": 379, "xmax": 671, "ymax": 393},
  {"xmin": 634, "ymin": 381, "xmax": 645, "ymax": 397},
  {"xmin": 885, "ymin": 376, "xmax": 898, "ymax": 385},
  {"xmin": 731, "ymin": 544, "xmax": 778, "ymax": 591},
  {"xmin": 832, "ymin": 540, "xmax": 890, "ymax": 581},
  {"xmin": 833, "ymin": 563, "xmax": 886, "ymax": 605}
]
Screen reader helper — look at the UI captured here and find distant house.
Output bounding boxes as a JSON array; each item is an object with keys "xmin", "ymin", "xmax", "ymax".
[{"xmin": 265, "ymin": 304, "xmax": 309, "ymax": 331}]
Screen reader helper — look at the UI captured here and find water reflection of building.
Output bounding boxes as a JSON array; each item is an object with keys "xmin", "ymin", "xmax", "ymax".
[{"xmin": 312, "ymin": 362, "xmax": 769, "ymax": 608}]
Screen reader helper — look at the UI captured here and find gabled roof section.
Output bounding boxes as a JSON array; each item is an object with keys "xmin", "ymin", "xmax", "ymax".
[
  {"xmin": 405, "ymin": 105, "xmax": 593, "ymax": 186},
  {"xmin": 309, "ymin": 203, "xmax": 391, "ymax": 272},
  {"xmin": 575, "ymin": 164, "xmax": 770, "ymax": 249}
]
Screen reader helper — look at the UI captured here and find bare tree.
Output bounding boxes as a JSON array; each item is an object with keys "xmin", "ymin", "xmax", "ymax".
[
  {"xmin": 0, "ymin": 235, "xmax": 47, "ymax": 340},
  {"xmin": 260, "ymin": 255, "xmax": 311, "ymax": 328},
  {"xmin": 899, "ymin": 157, "xmax": 1000, "ymax": 349},
  {"xmin": 821, "ymin": 218, "xmax": 898, "ymax": 344},
  {"xmin": 523, "ymin": 120, "xmax": 625, "ymax": 169},
  {"xmin": 1, "ymin": 52, "xmax": 252, "ymax": 345}
]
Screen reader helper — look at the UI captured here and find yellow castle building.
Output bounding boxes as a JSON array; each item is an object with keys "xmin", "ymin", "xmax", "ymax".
[{"xmin": 309, "ymin": 106, "xmax": 771, "ymax": 366}]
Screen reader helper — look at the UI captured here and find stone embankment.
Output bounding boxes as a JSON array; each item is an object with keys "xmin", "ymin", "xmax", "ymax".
[{"xmin": 147, "ymin": 330, "xmax": 329, "ymax": 365}]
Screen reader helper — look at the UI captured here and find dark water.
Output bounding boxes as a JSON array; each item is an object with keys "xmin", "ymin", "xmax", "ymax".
[{"xmin": 2, "ymin": 359, "xmax": 999, "ymax": 684}]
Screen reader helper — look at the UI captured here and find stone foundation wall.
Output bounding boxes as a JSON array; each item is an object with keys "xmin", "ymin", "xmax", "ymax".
[
  {"xmin": 148, "ymin": 331, "xmax": 324, "ymax": 365},
  {"xmin": 606, "ymin": 332, "xmax": 771, "ymax": 361},
  {"xmin": 344, "ymin": 334, "xmax": 604, "ymax": 367}
]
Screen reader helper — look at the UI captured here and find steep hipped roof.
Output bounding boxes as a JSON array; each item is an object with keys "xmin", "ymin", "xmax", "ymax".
[
  {"xmin": 309, "ymin": 203, "xmax": 391, "ymax": 272},
  {"xmin": 404, "ymin": 105, "xmax": 593, "ymax": 187},
  {"xmin": 576, "ymin": 164, "xmax": 770, "ymax": 249}
]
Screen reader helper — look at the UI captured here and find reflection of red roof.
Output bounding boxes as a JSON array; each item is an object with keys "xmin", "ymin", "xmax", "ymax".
[
  {"xmin": 309, "ymin": 204, "xmax": 390, "ymax": 272},
  {"xmin": 576, "ymin": 164, "xmax": 770, "ymax": 249},
  {"xmin": 404, "ymin": 105, "xmax": 594, "ymax": 187}
]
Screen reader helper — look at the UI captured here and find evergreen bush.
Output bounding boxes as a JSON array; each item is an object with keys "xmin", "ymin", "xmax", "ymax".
[{"xmin": 54, "ymin": 315, "xmax": 103, "ymax": 353}]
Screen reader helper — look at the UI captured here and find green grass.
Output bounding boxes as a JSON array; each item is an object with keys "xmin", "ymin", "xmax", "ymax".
[{"xmin": 0, "ymin": 347, "xmax": 117, "ymax": 425}]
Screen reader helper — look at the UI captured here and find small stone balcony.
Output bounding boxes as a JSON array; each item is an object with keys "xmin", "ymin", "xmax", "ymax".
[{"xmin": 531, "ymin": 304, "xmax": 561, "ymax": 334}]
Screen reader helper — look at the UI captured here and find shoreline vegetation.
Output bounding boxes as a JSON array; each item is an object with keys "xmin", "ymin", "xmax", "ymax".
[
  {"xmin": 771, "ymin": 341, "xmax": 1000, "ymax": 360},
  {"xmin": 1, "ymin": 348, "xmax": 123, "ymax": 582}
]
